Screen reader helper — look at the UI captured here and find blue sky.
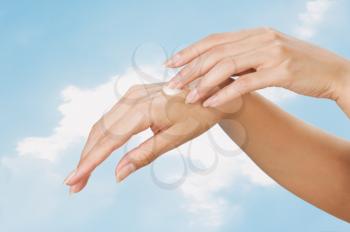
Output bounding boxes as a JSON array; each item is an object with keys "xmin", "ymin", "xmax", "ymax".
[{"xmin": 0, "ymin": 0, "xmax": 350, "ymax": 231}]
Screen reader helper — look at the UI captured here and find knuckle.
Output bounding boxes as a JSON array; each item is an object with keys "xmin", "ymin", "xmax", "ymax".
[
  {"xmin": 128, "ymin": 84, "xmax": 142, "ymax": 92},
  {"xmin": 90, "ymin": 120, "xmax": 102, "ymax": 134},
  {"xmin": 257, "ymin": 27, "xmax": 269, "ymax": 34},
  {"xmin": 222, "ymin": 56, "xmax": 236, "ymax": 68},
  {"xmin": 100, "ymin": 137, "xmax": 112, "ymax": 148},
  {"xmin": 197, "ymin": 52, "xmax": 213, "ymax": 71},
  {"xmin": 201, "ymin": 48, "xmax": 217, "ymax": 62},
  {"xmin": 264, "ymin": 27, "xmax": 282, "ymax": 42},
  {"xmin": 238, "ymin": 28, "xmax": 251, "ymax": 34},
  {"xmin": 91, "ymin": 122, "xmax": 99, "ymax": 131},
  {"xmin": 85, "ymin": 156, "xmax": 100, "ymax": 171},
  {"xmin": 213, "ymin": 43, "xmax": 228, "ymax": 53},
  {"xmin": 184, "ymin": 60, "xmax": 201, "ymax": 76},
  {"xmin": 263, "ymin": 26, "xmax": 275, "ymax": 33},
  {"xmin": 137, "ymin": 147, "xmax": 153, "ymax": 167},
  {"xmin": 272, "ymin": 41, "xmax": 287, "ymax": 58},
  {"xmin": 111, "ymin": 139, "xmax": 124, "ymax": 151},
  {"xmin": 202, "ymin": 47, "xmax": 216, "ymax": 60},
  {"xmin": 178, "ymin": 66, "xmax": 189, "ymax": 78},
  {"xmin": 197, "ymin": 81, "xmax": 211, "ymax": 95},
  {"xmin": 205, "ymin": 33, "xmax": 222, "ymax": 41}
]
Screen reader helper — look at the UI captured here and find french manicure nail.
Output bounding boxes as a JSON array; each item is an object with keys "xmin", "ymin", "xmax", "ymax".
[
  {"xmin": 164, "ymin": 59, "xmax": 173, "ymax": 67},
  {"xmin": 69, "ymin": 185, "xmax": 80, "ymax": 195},
  {"xmin": 185, "ymin": 89, "xmax": 199, "ymax": 104},
  {"xmin": 116, "ymin": 163, "xmax": 136, "ymax": 182},
  {"xmin": 64, "ymin": 169, "xmax": 77, "ymax": 185},
  {"xmin": 165, "ymin": 53, "xmax": 182, "ymax": 67},
  {"xmin": 203, "ymin": 96, "xmax": 218, "ymax": 107}
]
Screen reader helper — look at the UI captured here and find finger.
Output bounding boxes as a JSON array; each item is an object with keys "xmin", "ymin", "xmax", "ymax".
[
  {"xmin": 65, "ymin": 147, "xmax": 90, "ymax": 193},
  {"xmin": 111, "ymin": 83, "xmax": 163, "ymax": 110},
  {"xmin": 186, "ymin": 51, "xmax": 266, "ymax": 104},
  {"xmin": 168, "ymin": 32, "xmax": 274, "ymax": 89},
  {"xmin": 95, "ymin": 84, "xmax": 161, "ymax": 136},
  {"xmin": 115, "ymin": 120, "xmax": 202, "ymax": 182},
  {"xmin": 203, "ymin": 68, "xmax": 278, "ymax": 107},
  {"xmin": 82, "ymin": 84, "xmax": 162, "ymax": 159},
  {"xmin": 64, "ymin": 99, "xmax": 134, "ymax": 188},
  {"xmin": 66, "ymin": 84, "xmax": 162, "ymax": 188},
  {"xmin": 65, "ymin": 112, "xmax": 149, "ymax": 186},
  {"xmin": 63, "ymin": 120, "xmax": 106, "ymax": 188},
  {"xmin": 164, "ymin": 28, "xmax": 266, "ymax": 68}
]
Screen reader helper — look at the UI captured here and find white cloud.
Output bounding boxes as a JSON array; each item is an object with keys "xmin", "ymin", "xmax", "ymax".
[
  {"xmin": 174, "ymin": 124, "xmax": 275, "ymax": 227},
  {"xmin": 16, "ymin": 81, "xmax": 116, "ymax": 161},
  {"xmin": 295, "ymin": 0, "xmax": 334, "ymax": 39}
]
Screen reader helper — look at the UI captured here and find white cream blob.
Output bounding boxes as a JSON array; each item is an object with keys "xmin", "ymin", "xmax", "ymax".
[{"xmin": 162, "ymin": 86, "xmax": 183, "ymax": 96}]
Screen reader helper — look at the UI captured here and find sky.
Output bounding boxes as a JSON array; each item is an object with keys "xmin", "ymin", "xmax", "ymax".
[{"xmin": 0, "ymin": 0, "xmax": 350, "ymax": 231}]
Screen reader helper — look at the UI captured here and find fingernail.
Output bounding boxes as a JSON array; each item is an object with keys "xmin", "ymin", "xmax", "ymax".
[
  {"xmin": 64, "ymin": 169, "xmax": 77, "ymax": 185},
  {"xmin": 164, "ymin": 59, "xmax": 172, "ymax": 67},
  {"xmin": 185, "ymin": 89, "xmax": 199, "ymax": 104},
  {"xmin": 69, "ymin": 185, "xmax": 80, "ymax": 195},
  {"xmin": 116, "ymin": 163, "xmax": 136, "ymax": 182},
  {"xmin": 165, "ymin": 53, "xmax": 182, "ymax": 67},
  {"xmin": 69, "ymin": 187, "xmax": 75, "ymax": 196},
  {"xmin": 203, "ymin": 95, "xmax": 218, "ymax": 107}
]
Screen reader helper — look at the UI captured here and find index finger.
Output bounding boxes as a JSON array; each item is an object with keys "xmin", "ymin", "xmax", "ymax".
[
  {"xmin": 164, "ymin": 28, "xmax": 265, "ymax": 68},
  {"xmin": 65, "ymin": 84, "xmax": 162, "ymax": 190},
  {"xmin": 65, "ymin": 112, "xmax": 149, "ymax": 186}
]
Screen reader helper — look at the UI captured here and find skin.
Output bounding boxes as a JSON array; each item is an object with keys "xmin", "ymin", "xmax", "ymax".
[
  {"xmin": 64, "ymin": 28, "xmax": 350, "ymax": 222},
  {"xmin": 219, "ymin": 93, "xmax": 350, "ymax": 222},
  {"xmin": 166, "ymin": 27, "xmax": 350, "ymax": 117},
  {"xmin": 64, "ymin": 83, "xmax": 238, "ymax": 191}
]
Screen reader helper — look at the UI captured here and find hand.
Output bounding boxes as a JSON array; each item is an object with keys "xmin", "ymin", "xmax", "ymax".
[
  {"xmin": 166, "ymin": 27, "xmax": 350, "ymax": 108},
  {"xmin": 63, "ymin": 83, "xmax": 234, "ymax": 193}
]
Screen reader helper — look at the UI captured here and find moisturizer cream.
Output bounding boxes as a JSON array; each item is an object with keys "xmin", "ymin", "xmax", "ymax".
[{"xmin": 162, "ymin": 86, "xmax": 182, "ymax": 96}]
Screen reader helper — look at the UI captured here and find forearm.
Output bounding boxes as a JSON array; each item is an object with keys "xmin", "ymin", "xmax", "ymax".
[
  {"xmin": 335, "ymin": 59, "xmax": 350, "ymax": 118},
  {"xmin": 336, "ymin": 85, "xmax": 350, "ymax": 119},
  {"xmin": 219, "ymin": 93, "xmax": 350, "ymax": 222},
  {"xmin": 337, "ymin": 98, "xmax": 350, "ymax": 118}
]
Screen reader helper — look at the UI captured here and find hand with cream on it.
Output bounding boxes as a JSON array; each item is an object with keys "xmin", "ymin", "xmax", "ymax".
[{"xmin": 64, "ymin": 83, "xmax": 237, "ymax": 193}]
